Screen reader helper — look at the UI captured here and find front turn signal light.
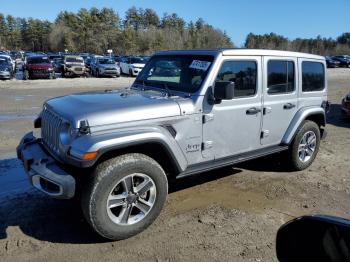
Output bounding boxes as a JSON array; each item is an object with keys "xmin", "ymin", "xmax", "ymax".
[{"xmin": 82, "ymin": 151, "xmax": 98, "ymax": 160}]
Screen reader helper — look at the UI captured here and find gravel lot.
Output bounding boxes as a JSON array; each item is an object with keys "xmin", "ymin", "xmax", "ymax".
[{"xmin": 0, "ymin": 70, "xmax": 349, "ymax": 262}]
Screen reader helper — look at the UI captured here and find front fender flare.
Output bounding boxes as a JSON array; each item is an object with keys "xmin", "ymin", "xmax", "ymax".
[
  {"xmin": 282, "ymin": 107, "xmax": 326, "ymax": 145},
  {"xmin": 69, "ymin": 126, "xmax": 187, "ymax": 172}
]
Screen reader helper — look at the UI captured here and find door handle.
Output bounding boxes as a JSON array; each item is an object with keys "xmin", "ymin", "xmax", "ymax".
[
  {"xmin": 283, "ymin": 103, "xmax": 296, "ymax": 110},
  {"xmin": 246, "ymin": 107, "xmax": 261, "ymax": 115}
]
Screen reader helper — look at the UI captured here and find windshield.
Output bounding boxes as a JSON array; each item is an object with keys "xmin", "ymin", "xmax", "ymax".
[
  {"xmin": 130, "ymin": 57, "xmax": 146, "ymax": 64},
  {"xmin": 66, "ymin": 57, "xmax": 83, "ymax": 63},
  {"xmin": 99, "ymin": 58, "xmax": 115, "ymax": 64},
  {"xmin": 0, "ymin": 59, "xmax": 7, "ymax": 65},
  {"xmin": 27, "ymin": 56, "xmax": 50, "ymax": 64},
  {"xmin": 136, "ymin": 55, "xmax": 214, "ymax": 93}
]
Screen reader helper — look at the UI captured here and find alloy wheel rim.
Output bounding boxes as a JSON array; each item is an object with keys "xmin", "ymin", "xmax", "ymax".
[
  {"xmin": 106, "ymin": 173, "xmax": 156, "ymax": 226},
  {"xmin": 298, "ymin": 131, "xmax": 317, "ymax": 163}
]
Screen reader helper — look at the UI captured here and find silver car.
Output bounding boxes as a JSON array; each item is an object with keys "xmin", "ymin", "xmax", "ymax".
[
  {"xmin": 17, "ymin": 49, "xmax": 328, "ymax": 240},
  {"xmin": 91, "ymin": 57, "xmax": 120, "ymax": 77},
  {"xmin": 0, "ymin": 57, "xmax": 13, "ymax": 80}
]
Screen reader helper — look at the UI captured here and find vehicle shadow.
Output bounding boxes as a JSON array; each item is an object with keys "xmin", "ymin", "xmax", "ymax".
[
  {"xmin": 0, "ymin": 159, "xmax": 241, "ymax": 244},
  {"xmin": 326, "ymin": 103, "xmax": 350, "ymax": 128},
  {"xmin": 236, "ymin": 153, "xmax": 289, "ymax": 173}
]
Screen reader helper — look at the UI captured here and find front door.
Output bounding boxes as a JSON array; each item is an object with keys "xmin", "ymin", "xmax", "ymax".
[
  {"xmin": 202, "ymin": 56, "xmax": 263, "ymax": 160},
  {"xmin": 261, "ymin": 56, "xmax": 298, "ymax": 146}
]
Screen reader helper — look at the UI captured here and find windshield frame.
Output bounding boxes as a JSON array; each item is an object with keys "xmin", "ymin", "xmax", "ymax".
[{"xmin": 135, "ymin": 54, "xmax": 214, "ymax": 94}]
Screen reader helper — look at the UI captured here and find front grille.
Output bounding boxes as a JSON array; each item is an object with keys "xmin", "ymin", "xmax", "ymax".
[
  {"xmin": 32, "ymin": 69, "xmax": 49, "ymax": 74},
  {"xmin": 41, "ymin": 107, "xmax": 63, "ymax": 153}
]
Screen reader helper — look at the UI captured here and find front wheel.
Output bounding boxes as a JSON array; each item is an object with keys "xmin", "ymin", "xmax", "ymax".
[
  {"xmin": 81, "ymin": 153, "xmax": 168, "ymax": 240},
  {"xmin": 288, "ymin": 120, "xmax": 321, "ymax": 171}
]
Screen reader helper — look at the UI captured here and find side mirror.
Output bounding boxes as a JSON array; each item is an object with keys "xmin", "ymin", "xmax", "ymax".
[
  {"xmin": 213, "ymin": 81, "xmax": 234, "ymax": 102},
  {"xmin": 276, "ymin": 215, "xmax": 350, "ymax": 262}
]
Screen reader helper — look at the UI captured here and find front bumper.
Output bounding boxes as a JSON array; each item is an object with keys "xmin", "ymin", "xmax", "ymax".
[
  {"xmin": 100, "ymin": 69, "xmax": 120, "ymax": 76},
  {"xmin": 0, "ymin": 71, "xmax": 11, "ymax": 79},
  {"xmin": 16, "ymin": 132, "xmax": 75, "ymax": 199},
  {"xmin": 66, "ymin": 67, "xmax": 85, "ymax": 75}
]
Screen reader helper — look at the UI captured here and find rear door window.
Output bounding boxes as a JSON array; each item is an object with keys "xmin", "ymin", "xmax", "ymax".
[
  {"xmin": 267, "ymin": 60, "xmax": 295, "ymax": 94},
  {"xmin": 302, "ymin": 61, "xmax": 325, "ymax": 92}
]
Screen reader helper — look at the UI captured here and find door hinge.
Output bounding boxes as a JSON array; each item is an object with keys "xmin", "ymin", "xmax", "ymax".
[
  {"xmin": 203, "ymin": 113, "xmax": 214, "ymax": 123},
  {"xmin": 261, "ymin": 130, "xmax": 269, "ymax": 139},
  {"xmin": 202, "ymin": 141, "xmax": 213, "ymax": 150}
]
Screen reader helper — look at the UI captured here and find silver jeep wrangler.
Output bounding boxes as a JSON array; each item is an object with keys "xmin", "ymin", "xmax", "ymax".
[{"xmin": 17, "ymin": 49, "xmax": 328, "ymax": 240}]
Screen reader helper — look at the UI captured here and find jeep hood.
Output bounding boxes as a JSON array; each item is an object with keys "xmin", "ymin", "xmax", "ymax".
[{"xmin": 46, "ymin": 89, "xmax": 181, "ymax": 128}]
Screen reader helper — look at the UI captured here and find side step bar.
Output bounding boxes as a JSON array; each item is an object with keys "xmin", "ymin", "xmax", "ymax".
[{"xmin": 176, "ymin": 145, "xmax": 288, "ymax": 179}]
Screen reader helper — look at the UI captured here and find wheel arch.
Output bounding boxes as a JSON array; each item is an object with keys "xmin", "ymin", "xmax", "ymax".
[
  {"xmin": 96, "ymin": 140, "xmax": 183, "ymax": 177},
  {"xmin": 282, "ymin": 107, "xmax": 326, "ymax": 145}
]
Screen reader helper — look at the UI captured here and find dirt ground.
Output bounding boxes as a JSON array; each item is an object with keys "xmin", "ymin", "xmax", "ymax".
[{"xmin": 0, "ymin": 70, "xmax": 349, "ymax": 262}]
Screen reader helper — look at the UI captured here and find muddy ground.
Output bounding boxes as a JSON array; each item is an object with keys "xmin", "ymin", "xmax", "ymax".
[{"xmin": 0, "ymin": 70, "xmax": 349, "ymax": 262}]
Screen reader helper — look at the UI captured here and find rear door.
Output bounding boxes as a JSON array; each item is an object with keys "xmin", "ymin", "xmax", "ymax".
[{"xmin": 261, "ymin": 56, "xmax": 298, "ymax": 146}]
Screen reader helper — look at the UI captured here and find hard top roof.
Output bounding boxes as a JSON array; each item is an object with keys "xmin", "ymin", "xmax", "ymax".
[{"xmin": 155, "ymin": 48, "xmax": 324, "ymax": 60}]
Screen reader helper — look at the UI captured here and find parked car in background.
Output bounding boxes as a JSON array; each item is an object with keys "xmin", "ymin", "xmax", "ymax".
[
  {"xmin": 62, "ymin": 55, "xmax": 86, "ymax": 77},
  {"xmin": 120, "ymin": 56, "xmax": 147, "ymax": 76},
  {"xmin": 91, "ymin": 57, "xmax": 120, "ymax": 77},
  {"xmin": 112, "ymin": 56, "xmax": 122, "ymax": 66},
  {"xmin": 48, "ymin": 54, "xmax": 62, "ymax": 62},
  {"xmin": 325, "ymin": 56, "xmax": 340, "ymax": 68},
  {"xmin": 23, "ymin": 55, "xmax": 55, "ymax": 80},
  {"xmin": 52, "ymin": 57, "xmax": 64, "ymax": 73},
  {"xmin": 0, "ymin": 54, "xmax": 16, "ymax": 72},
  {"xmin": 0, "ymin": 56, "xmax": 14, "ymax": 80},
  {"xmin": 341, "ymin": 90, "xmax": 350, "ymax": 117},
  {"xmin": 332, "ymin": 56, "xmax": 350, "ymax": 67}
]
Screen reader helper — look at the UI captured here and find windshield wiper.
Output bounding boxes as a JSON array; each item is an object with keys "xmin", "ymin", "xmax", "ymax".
[{"xmin": 135, "ymin": 80, "xmax": 172, "ymax": 97}]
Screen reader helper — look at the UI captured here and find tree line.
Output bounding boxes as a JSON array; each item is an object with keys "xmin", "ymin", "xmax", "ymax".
[
  {"xmin": 0, "ymin": 7, "xmax": 233, "ymax": 55},
  {"xmin": 0, "ymin": 7, "xmax": 349, "ymax": 56},
  {"xmin": 245, "ymin": 32, "xmax": 350, "ymax": 55}
]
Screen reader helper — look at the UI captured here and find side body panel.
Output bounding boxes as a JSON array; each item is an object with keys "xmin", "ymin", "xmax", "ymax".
[
  {"xmin": 201, "ymin": 55, "xmax": 263, "ymax": 160},
  {"xmin": 261, "ymin": 56, "xmax": 298, "ymax": 146}
]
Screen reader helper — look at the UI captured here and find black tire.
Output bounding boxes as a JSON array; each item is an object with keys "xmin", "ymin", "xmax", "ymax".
[
  {"xmin": 129, "ymin": 69, "xmax": 133, "ymax": 77},
  {"xmin": 288, "ymin": 120, "xmax": 321, "ymax": 171},
  {"xmin": 81, "ymin": 153, "xmax": 168, "ymax": 240},
  {"xmin": 96, "ymin": 70, "xmax": 100, "ymax": 78}
]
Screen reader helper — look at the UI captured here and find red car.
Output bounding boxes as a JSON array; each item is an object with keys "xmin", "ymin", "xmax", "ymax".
[
  {"xmin": 341, "ymin": 91, "xmax": 350, "ymax": 117},
  {"xmin": 23, "ymin": 56, "xmax": 55, "ymax": 80}
]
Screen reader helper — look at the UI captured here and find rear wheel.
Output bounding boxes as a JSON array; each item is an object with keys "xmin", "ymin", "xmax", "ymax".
[
  {"xmin": 81, "ymin": 153, "xmax": 168, "ymax": 240},
  {"xmin": 288, "ymin": 121, "xmax": 320, "ymax": 171}
]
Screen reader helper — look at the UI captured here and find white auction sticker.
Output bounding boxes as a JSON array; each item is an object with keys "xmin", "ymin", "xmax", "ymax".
[{"xmin": 189, "ymin": 60, "xmax": 211, "ymax": 71}]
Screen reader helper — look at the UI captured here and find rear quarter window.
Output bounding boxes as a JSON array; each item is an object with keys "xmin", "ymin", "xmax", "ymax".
[{"xmin": 302, "ymin": 61, "xmax": 325, "ymax": 92}]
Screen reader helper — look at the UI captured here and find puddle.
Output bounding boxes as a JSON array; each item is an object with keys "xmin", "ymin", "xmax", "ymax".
[{"xmin": 0, "ymin": 158, "xmax": 31, "ymax": 198}]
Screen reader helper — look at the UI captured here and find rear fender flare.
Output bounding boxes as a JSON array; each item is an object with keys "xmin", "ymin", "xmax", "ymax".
[{"xmin": 282, "ymin": 107, "xmax": 325, "ymax": 145}]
